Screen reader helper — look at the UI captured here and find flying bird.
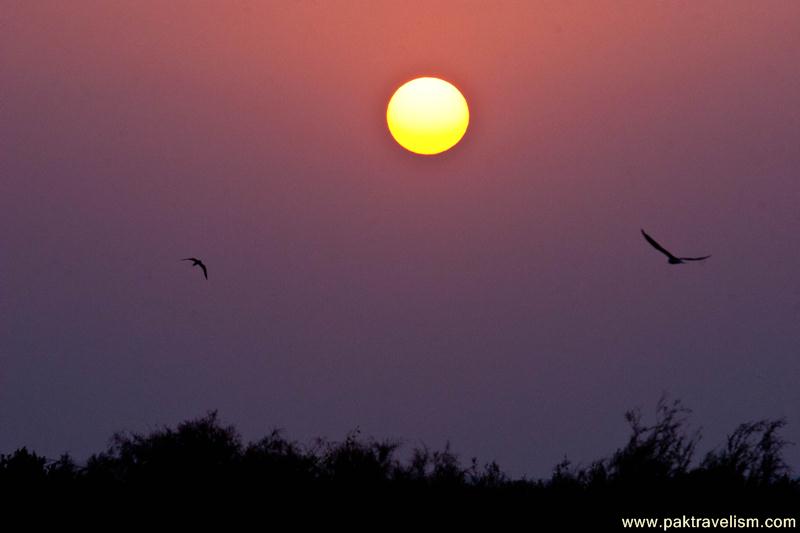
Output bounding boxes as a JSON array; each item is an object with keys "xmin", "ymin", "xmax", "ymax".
[
  {"xmin": 641, "ymin": 230, "xmax": 710, "ymax": 264},
  {"xmin": 182, "ymin": 257, "xmax": 208, "ymax": 279}
]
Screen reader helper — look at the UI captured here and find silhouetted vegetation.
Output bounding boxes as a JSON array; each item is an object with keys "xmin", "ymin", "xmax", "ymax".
[{"xmin": 2, "ymin": 399, "xmax": 797, "ymax": 525}]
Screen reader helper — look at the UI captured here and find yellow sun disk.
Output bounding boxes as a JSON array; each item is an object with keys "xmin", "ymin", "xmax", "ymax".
[{"xmin": 387, "ymin": 77, "xmax": 469, "ymax": 155}]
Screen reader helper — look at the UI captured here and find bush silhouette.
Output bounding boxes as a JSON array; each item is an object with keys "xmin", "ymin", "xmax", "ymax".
[
  {"xmin": 0, "ymin": 448, "xmax": 48, "ymax": 490},
  {"xmin": 84, "ymin": 411, "xmax": 242, "ymax": 491},
  {"xmin": 2, "ymin": 399, "xmax": 797, "ymax": 523},
  {"xmin": 701, "ymin": 419, "xmax": 790, "ymax": 486}
]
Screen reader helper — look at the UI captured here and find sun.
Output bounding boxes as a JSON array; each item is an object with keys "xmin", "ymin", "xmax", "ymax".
[{"xmin": 386, "ymin": 77, "xmax": 469, "ymax": 155}]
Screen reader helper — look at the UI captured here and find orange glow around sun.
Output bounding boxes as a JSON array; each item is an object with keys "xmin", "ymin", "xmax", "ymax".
[{"xmin": 386, "ymin": 77, "xmax": 469, "ymax": 155}]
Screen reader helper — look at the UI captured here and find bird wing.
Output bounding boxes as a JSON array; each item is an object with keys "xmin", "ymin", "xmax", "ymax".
[
  {"xmin": 641, "ymin": 229, "xmax": 677, "ymax": 259},
  {"xmin": 678, "ymin": 255, "xmax": 711, "ymax": 261},
  {"xmin": 182, "ymin": 257, "xmax": 198, "ymax": 262},
  {"xmin": 199, "ymin": 262, "xmax": 208, "ymax": 279}
]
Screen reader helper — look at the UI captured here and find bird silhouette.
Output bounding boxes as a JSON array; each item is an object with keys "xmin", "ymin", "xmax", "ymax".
[
  {"xmin": 182, "ymin": 257, "xmax": 208, "ymax": 279},
  {"xmin": 641, "ymin": 229, "xmax": 710, "ymax": 264}
]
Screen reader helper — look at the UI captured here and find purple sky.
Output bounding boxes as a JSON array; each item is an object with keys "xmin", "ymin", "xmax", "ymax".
[{"xmin": 2, "ymin": 1, "xmax": 800, "ymax": 477}]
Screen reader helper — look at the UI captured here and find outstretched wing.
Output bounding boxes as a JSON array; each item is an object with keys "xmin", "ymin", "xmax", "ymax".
[
  {"xmin": 182, "ymin": 257, "xmax": 199, "ymax": 262},
  {"xmin": 641, "ymin": 229, "xmax": 676, "ymax": 259},
  {"xmin": 678, "ymin": 255, "xmax": 711, "ymax": 262},
  {"xmin": 199, "ymin": 262, "xmax": 208, "ymax": 279}
]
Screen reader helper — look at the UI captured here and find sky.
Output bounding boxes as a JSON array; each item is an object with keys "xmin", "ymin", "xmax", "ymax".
[{"xmin": 2, "ymin": 1, "xmax": 800, "ymax": 477}]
